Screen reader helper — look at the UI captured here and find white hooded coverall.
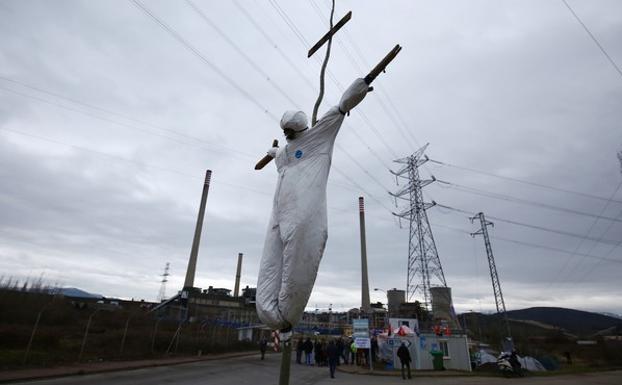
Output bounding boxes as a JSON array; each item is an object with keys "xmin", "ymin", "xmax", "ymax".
[{"xmin": 257, "ymin": 79, "xmax": 369, "ymax": 330}]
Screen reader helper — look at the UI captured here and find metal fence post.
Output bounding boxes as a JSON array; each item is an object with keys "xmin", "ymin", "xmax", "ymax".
[
  {"xmin": 119, "ymin": 315, "xmax": 132, "ymax": 355},
  {"xmin": 78, "ymin": 308, "xmax": 99, "ymax": 362},
  {"xmin": 151, "ymin": 318, "xmax": 161, "ymax": 353},
  {"xmin": 23, "ymin": 304, "xmax": 48, "ymax": 364}
]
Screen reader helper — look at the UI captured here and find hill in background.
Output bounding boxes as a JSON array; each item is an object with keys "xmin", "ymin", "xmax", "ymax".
[{"xmin": 506, "ymin": 307, "xmax": 622, "ymax": 337}]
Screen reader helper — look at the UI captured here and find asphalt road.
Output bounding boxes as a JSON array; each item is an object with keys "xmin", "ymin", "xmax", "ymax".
[{"xmin": 12, "ymin": 354, "xmax": 622, "ymax": 385}]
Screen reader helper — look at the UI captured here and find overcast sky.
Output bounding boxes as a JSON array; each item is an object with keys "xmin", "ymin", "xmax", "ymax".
[{"xmin": 1, "ymin": 0, "xmax": 621, "ymax": 315}]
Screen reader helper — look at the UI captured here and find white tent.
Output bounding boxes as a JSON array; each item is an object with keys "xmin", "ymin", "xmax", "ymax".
[
  {"xmin": 475, "ymin": 349, "xmax": 497, "ymax": 365},
  {"xmin": 519, "ymin": 356, "xmax": 547, "ymax": 371}
]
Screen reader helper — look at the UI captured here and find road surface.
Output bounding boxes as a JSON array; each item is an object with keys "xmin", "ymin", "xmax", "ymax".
[{"xmin": 11, "ymin": 354, "xmax": 622, "ymax": 385}]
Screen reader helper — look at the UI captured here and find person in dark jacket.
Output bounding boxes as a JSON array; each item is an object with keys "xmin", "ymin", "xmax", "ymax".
[
  {"xmin": 509, "ymin": 350, "xmax": 522, "ymax": 373},
  {"xmin": 397, "ymin": 342, "xmax": 412, "ymax": 379},
  {"xmin": 259, "ymin": 338, "xmax": 268, "ymax": 360},
  {"xmin": 371, "ymin": 336, "xmax": 379, "ymax": 362},
  {"xmin": 296, "ymin": 338, "xmax": 304, "ymax": 364},
  {"xmin": 314, "ymin": 340, "xmax": 324, "ymax": 366},
  {"xmin": 303, "ymin": 337, "xmax": 314, "ymax": 365},
  {"xmin": 340, "ymin": 338, "xmax": 349, "ymax": 364},
  {"xmin": 335, "ymin": 338, "xmax": 344, "ymax": 366},
  {"xmin": 326, "ymin": 340, "xmax": 339, "ymax": 378}
]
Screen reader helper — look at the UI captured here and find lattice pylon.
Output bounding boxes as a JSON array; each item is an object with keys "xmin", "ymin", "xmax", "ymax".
[
  {"xmin": 390, "ymin": 144, "xmax": 447, "ymax": 309},
  {"xmin": 157, "ymin": 262, "xmax": 170, "ymax": 302}
]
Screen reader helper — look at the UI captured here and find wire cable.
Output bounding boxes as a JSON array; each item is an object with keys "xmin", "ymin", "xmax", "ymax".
[
  {"xmin": 231, "ymin": 1, "xmax": 391, "ymax": 170},
  {"xmin": 435, "ymin": 178, "xmax": 622, "ymax": 223},
  {"xmin": 310, "ymin": 0, "xmax": 422, "ymax": 150},
  {"xmin": 429, "ymin": 158, "xmax": 622, "ymax": 204},
  {"xmin": 432, "ymin": 222, "xmax": 622, "ymax": 265},
  {"xmin": 131, "ymin": 0, "xmax": 395, "ymax": 211},
  {"xmin": 561, "ymin": 0, "xmax": 622, "ymax": 81},
  {"xmin": 0, "ymin": 76, "xmax": 253, "ymax": 158},
  {"xmin": 184, "ymin": 0, "xmax": 300, "ymax": 109},
  {"xmin": 0, "ymin": 125, "xmax": 269, "ymax": 195},
  {"xmin": 0, "ymin": 126, "xmax": 357, "ymax": 215},
  {"xmin": 264, "ymin": 0, "xmax": 397, "ymax": 160},
  {"xmin": 434, "ymin": 203, "xmax": 622, "ymax": 247},
  {"xmin": 0, "ymin": 82, "xmax": 256, "ymax": 161},
  {"xmin": 550, "ymin": 180, "xmax": 622, "ymax": 287},
  {"xmin": 129, "ymin": 0, "xmax": 278, "ymax": 122}
]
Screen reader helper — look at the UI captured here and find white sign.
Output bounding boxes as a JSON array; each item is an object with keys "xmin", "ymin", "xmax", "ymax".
[
  {"xmin": 354, "ymin": 337, "xmax": 370, "ymax": 349},
  {"xmin": 352, "ymin": 319, "xmax": 369, "ymax": 337}
]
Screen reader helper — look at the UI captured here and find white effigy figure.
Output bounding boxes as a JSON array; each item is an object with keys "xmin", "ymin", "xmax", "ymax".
[{"xmin": 256, "ymin": 78, "xmax": 370, "ymax": 331}]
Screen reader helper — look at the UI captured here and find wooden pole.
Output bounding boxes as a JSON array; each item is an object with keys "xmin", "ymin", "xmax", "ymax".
[
  {"xmin": 279, "ymin": 339, "xmax": 292, "ymax": 385},
  {"xmin": 151, "ymin": 318, "xmax": 161, "ymax": 353},
  {"xmin": 79, "ymin": 309, "xmax": 99, "ymax": 361},
  {"xmin": 255, "ymin": 139, "xmax": 278, "ymax": 170},
  {"xmin": 23, "ymin": 308, "xmax": 44, "ymax": 364},
  {"xmin": 120, "ymin": 315, "xmax": 131, "ymax": 355}
]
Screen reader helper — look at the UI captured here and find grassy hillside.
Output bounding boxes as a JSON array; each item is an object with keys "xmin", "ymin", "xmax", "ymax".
[{"xmin": 506, "ymin": 307, "xmax": 622, "ymax": 337}]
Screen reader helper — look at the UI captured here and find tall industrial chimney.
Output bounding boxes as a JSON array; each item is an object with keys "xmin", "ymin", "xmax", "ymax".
[
  {"xmin": 359, "ymin": 197, "xmax": 371, "ymax": 313},
  {"xmin": 233, "ymin": 253, "xmax": 243, "ymax": 297},
  {"xmin": 183, "ymin": 169, "xmax": 212, "ymax": 289}
]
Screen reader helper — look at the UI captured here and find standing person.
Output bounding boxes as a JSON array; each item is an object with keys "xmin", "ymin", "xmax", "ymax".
[
  {"xmin": 509, "ymin": 349, "xmax": 522, "ymax": 375},
  {"xmin": 397, "ymin": 342, "xmax": 412, "ymax": 380},
  {"xmin": 326, "ymin": 340, "xmax": 339, "ymax": 379},
  {"xmin": 259, "ymin": 338, "xmax": 268, "ymax": 360},
  {"xmin": 296, "ymin": 338, "xmax": 304, "ymax": 364},
  {"xmin": 256, "ymin": 79, "xmax": 371, "ymax": 334},
  {"xmin": 350, "ymin": 339, "xmax": 358, "ymax": 365},
  {"xmin": 315, "ymin": 339, "xmax": 323, "ymax": 366},
  {"xmin": 336, "ymin": 338, "xmax": 344, "ymax": 366},
  {"xmin": 303, "ymin": 337, "xmax": 314, "ymax": 366},
  {"xmin": 371, "ymin": 336, "xmax": 379, "ymax": 363},
  {"xmin": 340, "ymin": 338, "xmax": 349, "ymax": 364}
]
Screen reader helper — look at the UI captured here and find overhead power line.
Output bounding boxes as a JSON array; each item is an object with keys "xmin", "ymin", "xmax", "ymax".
[
  {"xmin": 129, "ymin": 0, "xmax": 278, "ymax": 122},
  {"xmin": 184, "ymin": 0, "xmax": 300, "ymax": 109},
  {"xmin": 0, "ymin": 77, "xmax": 252, "ymax": 158},
  {"xmin": 546, "ymin": 179, "xmax": 622, "ymax": 289},
  {"xmin": 434, "ymin": 203, "xmax": 622, "ymax": 248},
  {"xmin": 264, "ymin": 0, "xmax": 398, "ymax": 160},
  {"xmin": 231, "ymin": 0, "xmax": 317, "ymax": 93},
  {"xmin": 189, "ymin": 0, "xmax": 393, "ymax": 186},
  {"xmin": 232, "ymin": 0, "xmax": 391, "ymax": 170},
  {"xmin": 432, "ymin": 223, "xmax": 622, "ymax": 265},
  {"xmin": 429, "ymin": 158, "xmax": 622, "ymax": 205},
  {"xmin": 561, "ymin": 0, "xmax": 622, "ymax": 81},
  {"xmin": 0, "ymin": 126, "xmax": 356, "ymax": 214},
  {"xmin": 130, "ymin": 0, "xmax": 400, "ymax": 212},
  {"xmin": 0, "ymin": 126, "xmax": 269, "ymax": 195},
  {"xmin": 130, "ymin": 0, "xmax": 394, "ymax": 209},
  {"xmin": 309, "ymin": 0, "xmax": 422, "ymax": 151},
  {"xmin": 0, "ymin": 81, "xmax": 255, "ymax": 161},
  {"xmin": 436, "ymin": 179, "xmax": 622, "ymax": 224}
]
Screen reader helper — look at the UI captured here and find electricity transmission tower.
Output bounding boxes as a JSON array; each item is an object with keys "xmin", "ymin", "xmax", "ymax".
[
  {"xmin": 470, "ymin": 212, "xmax": 512, "ymax": 343},
  {"xmin": 390, "ymin": 144, "xmax": 447, "ymax": 308},
  {"xmin": 157, "ymin": 262, "xmax": 170, "ymax": 302}
]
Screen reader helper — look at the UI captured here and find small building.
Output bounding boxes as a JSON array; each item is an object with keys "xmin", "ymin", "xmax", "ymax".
[
  {"xmin": 414, "ymin": 333, "xmax": 471, "ymax": 371},
  {"xmin": 378, "ymin": 318, "xmax": 471, "ymax": 372}
]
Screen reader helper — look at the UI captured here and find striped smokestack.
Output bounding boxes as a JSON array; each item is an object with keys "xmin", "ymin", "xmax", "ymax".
[
  {"xmin": 183, "ymin": 169, "xmax": 212, "ymax": 289},
  {"xmin": 359, "ymin": 196, "xmax": 371, "ymax": 313},
  {"xmin": 233, "ymin": 253, "xmax": 243, "ymax": 297}
]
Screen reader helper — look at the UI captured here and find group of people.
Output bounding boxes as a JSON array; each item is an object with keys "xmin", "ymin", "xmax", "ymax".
[
  {"xmin": 291, "ymin": 336, "xmax": 372, "ymax": 378},
  {"xmin": 260, "ymin": 335, "xmax": 414, "ymax": 380},
  {"xmin": 295, "ymin": 337, "xmax": 367, "ymax": 367}
]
